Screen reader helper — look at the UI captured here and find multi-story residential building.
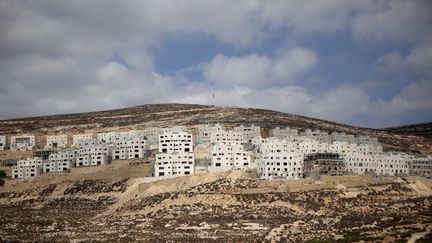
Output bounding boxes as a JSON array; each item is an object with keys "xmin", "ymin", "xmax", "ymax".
[
  {"xmin": 155, "ymin": 131, "xmax": 195, "ymax": 178},
  {"xmin": 355, "ymin": 135, "xmax": 379, "ymax": 145},
  {"xmin": 10, "ymin": 135, "xmax": 36, "ymax": 151},
  {"xmin": 196, "ymin": 124, "xmax": 224, "ymax": 144},
  {"xmin": 234, "ymin": 125, "xmax": 261, "ymax": 143},
  {"xmin": 46, "ymin": 135, "xmax": 68, "ymax": 149},
  {"xmin": 142, "ymin": 127, "xmax": 162, "ymax": 146},
  {"xmin": 111, "ymin": 137, "xmax": 148, "ymax": 159},
  {"xmin": 331, "ymin": 132, "xmax": 355, "ymax": 143},
  {"xmin": 210, "ymin": 142, "xmax": 251, "ymax": 171},
  {"xmin": 160, "ymin": 126, "xmax": 187, "ymax": 134},
  {"xmin": 43, "ymin": 151, "xmax": 77, "ymax": 172},
  {"xmin": 158, "ymin": 131, "xmax": 193, "ymax": 153},
  {"xmin": 0, "ymin": 135, "xmax": 6, "ymax": 150},
  {"xmin": 12, "ymin": 157, "xmax": 43, "ymax": 179},
  {"xmin": 210, "ymin": 130, "xmax": 243, "ymax": 144},
  {"xmin": 269, "ymin": 127, "xmax": 298, "ymax": 139},
  {"xmin": 345, "ymin": 152, "xmax": 411, "ymax": 176},
  {"xmin": 257, "ymin": 151, "xmax": 303, "ymax": 180},
  {"xmin": 76, "ymin": 144, "xmax": 112, "ymax": 167},
  {"xmin": 97, "ymin": 131, "xmax": 119, "ymax": 142},
  {"xmin": 303, "ymin": 153, "xmax": 345, "ymax": 179},
  {"xmin": 409, "ymin": 156, "xmax": 432, "ymax": 178},
  {"xmin": 300, "ymin": 129, "xmax": 331, "ymax": 144},
  {"xmin": 155, "ymin": 152, "xmax": 195, "ymax": 177},
  {"xmin": 72, "ymin": 133, "xmax": 94, "ymax": 147}
]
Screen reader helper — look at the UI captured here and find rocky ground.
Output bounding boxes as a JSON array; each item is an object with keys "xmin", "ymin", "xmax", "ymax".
[{"xmin": 1, "ymin": 170, "xmax": 432, "ymax": 242}]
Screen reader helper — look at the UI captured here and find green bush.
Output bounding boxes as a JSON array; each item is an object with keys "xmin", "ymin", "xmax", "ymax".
[{"xmin": 0, "ymin": 170, "xmax": 6, "ymax": 178}]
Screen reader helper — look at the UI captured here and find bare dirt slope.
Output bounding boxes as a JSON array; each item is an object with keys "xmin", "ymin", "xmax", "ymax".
[
  {"xmin": 1, "ymin": 171, "xmax": 431, "ymax": 242},
  {"xmin": 0, "ymin": 103, "xmax": 431, "ymax": 154}
]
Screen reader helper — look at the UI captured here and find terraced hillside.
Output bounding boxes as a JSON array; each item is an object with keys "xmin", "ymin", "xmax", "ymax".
[
  {"xmin": 0, "ymin": 103, "xmax": 431, "ymax": 155},
  {"xmin": 1, "ymin": 171, "xmax": 432, "ymax": 242}
]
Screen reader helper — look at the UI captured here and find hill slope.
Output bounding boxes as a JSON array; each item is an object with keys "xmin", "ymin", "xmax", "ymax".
[{"xmin": 0, "ymin": 103, "xmax": 431, "ymax": 154}]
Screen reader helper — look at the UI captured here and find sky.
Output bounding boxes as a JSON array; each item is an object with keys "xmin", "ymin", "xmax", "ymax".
[{"xmin": 0, "ymin": 0, "xmax": 431, "ymax": 128}]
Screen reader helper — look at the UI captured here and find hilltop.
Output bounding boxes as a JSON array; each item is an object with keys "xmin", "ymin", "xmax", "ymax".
[{"xmin": 0, "ymin": 103, "xmax": 431, "ymax": 155}]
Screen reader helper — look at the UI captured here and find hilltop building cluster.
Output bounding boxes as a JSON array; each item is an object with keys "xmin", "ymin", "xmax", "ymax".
[{"xmin": 2, "ymin": 124, "xmax": 431, "ymax": 180}]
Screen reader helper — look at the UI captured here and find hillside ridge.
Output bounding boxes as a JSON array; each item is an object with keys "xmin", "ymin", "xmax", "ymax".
[{"xmin": 0, "ymin": 103, "xmax": 431, "ymax": 155}]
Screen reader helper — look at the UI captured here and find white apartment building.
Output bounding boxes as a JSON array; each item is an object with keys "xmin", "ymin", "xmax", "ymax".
[
  {"xmin": 142, "ymin": 127, "xmax": 162, "ymax": 146},
  {"xmin": 331, "ymin": 132, "xmax": 355, "ymax": 143},
  {"xmin": 355, "ymin": 135, "xmax": 379, "ymax": 145},
  {"xmin": 196, "ymin": 124, "xmax": 224, "ymax": 144},
  {"xmin": 257, "ymin": 152, "xmax": 303, "ymax": 180},
  {"xmin": 76, "ymin": 139, "xmax": 99, "ymax": 148},
  {"xmin": 234, "ymin": 125, "xmax": 261, "ymax": 143},
  {"xmin": 72, "ymin": 133, "xmax": 94, "ymax": 147},
  {"xmin": 97, "ymin": 131, "xmax": 119, "ymax": 142},
  {"xmin": 210, "ymin": 130, "xmax": 244, "ymax": 144},
  {"xmin": 112, "ymin": 137, "xmax": 148, "ymax": 159},
  {"xmin": 155, "ymin": 131, "xmax": 195, "ymax": 178},
  {"xmin": 0, "ymin": 135, "xmax": 6, "ymax": 150},
  {"xmin": 345, "ymin": 152, "xmax": 411, "ymax": 176},
  {"xmin": 76, "ymin": 144, "xmax": 112, "ymax": 167},
  {"xmin": 269, "ymin": 127, "xmax": 298, "ymax": 139},
  {"xmin": 46, "ymin": 134, "xmax": 68, "ymax": 149},
  {"xmin": 155, "ymin": 152, "xmax": 195, "ymax": 177},
  {"xmin": 158, "ymin": 131, "xmax": 193, "ymax": 153},
  {"xmin": 210, "ymin": 142, "xmax": 251, "ymax": 171},
  {"xmin": 160, "ymin": 126, "xmax": 187, "ymax": 134},
  {"xmin": 43, "ymin": 151, "xmax": 77, "ymax": 172},
  {"xmin": 12, "ymin": 157, "xmax": 43, "ymax": 179},
  {"xmin": 10, "ymin": 135, "xmax": 36, "ymax": 151},
  {"xmin": 300, "ymin": 129, "xmax": 331, "ymax": 144},
  {"xmin": 409, "ymin": 156, "xmax": 432, "ymax": 178}
]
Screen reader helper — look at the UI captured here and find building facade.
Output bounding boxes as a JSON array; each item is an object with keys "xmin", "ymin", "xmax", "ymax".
[
  {"xmin": 12, "ymin": 157, "xmax": 43, "ymax": 179},
  {"xmin": 234, "ymin": 125, "xmax": 261, "ymax": 143},
  {"xmin": 46, "ymin": 134, "xmax": 68, "ymax": 149},
  {"xmin": 10, "ymin": 135, "xmax": 36, "ymax": 151}
]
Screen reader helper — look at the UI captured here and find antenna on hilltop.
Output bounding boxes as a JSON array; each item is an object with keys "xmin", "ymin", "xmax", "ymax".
[{"xmin": 212, "ymin": 93, "xmax": 215, "ymax": 106}]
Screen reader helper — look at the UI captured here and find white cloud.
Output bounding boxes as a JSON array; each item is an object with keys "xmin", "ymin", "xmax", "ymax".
[
  {"xmin": 203, "ymin": 47, "xmax": 317, "ymax": 87},
  {"xmin": 0, "ymin": 0, "xmax": 431, "ymax": 128}
]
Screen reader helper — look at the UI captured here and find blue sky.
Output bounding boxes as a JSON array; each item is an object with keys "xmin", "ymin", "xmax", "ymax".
[{"xmin": 0, "ymin": 0, "xmax": 431, "ymax": 128}]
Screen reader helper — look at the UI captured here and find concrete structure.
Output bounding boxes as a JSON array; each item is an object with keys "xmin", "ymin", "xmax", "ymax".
[
  {"xmin": 33, "ymin": 149, "xmax": 55, "ymax": 160},
  {"xmin": 112, "ymin": 137, "xmax": 148, "ymax": 159},
  {"xmin": 160, "ymin": 126, "xmax": 187, "ymax": 134},
  {"xmin": 196, "ymin": 124, "xmax": 224, "ymax": 144},
  {"xmin": 72, "ymin": 133, "xmax": 94, "ymax": 147},
  {"xmin": 257, "ymin": 152, "xmax": 303, "ymax": 180},
  {"xmin": 12, "ymin": 157, "xmax": 43, "ymax": 179},
  {"xmin": 269, "ymin": 127, "xmax": 298, "ymax": 139},
  {"xmin": 331, "ymin": 132, "xmax": 355, "ymax": 143},
  {"xmin": 303, "ymin": 153, "xmax": 345, "ymax": 179},
  {"xmin": 409, "ymin": 156, "xmax": 432, "ymax": 178},
  {"xmin": 155, "ymin": 131, "xmax": 195, "ymax": 178},
  {"xmin": 46, "ymin": 135, "xmax": 68, "ymax": 149},
  {"xmin": 158, "ymin": 131, "xmax": 193, "ymax": 153},
  {"xmin": 210, "ymin": 130, "xmax": 243, "ymax": 144},
  {"xmin": 155, "ymin": 152, "xmax": 195, "ymax": 177},
  {"xmin": 345, "ymin": 152, "xmax": 411, "ymax": 176},
  {"xmin": 10, "ymin": 135, "xmax": 36, "ymax": 151},
  {"xmin": 142, "ymin": 127, "xmax": 162, "ymax": 146},
  {"xmin": 43, "ymin": 151, "xmax": 77, "ymax": 172},
  {"xmin": 0, "ymin": 135, "xmax": 6, "ymax": 150},
  {"xmin": 210, "ymin": 142, "xmax": 251, "ymax": 171},
  {"xmin": 234, "ymin": 125, "xmax": 261, "ymax": 143},
  {"xmin": 301, "ymin": 129, "xmax": 331, "ymax": 144},
  {"xmin": 76, "ymin": 144, "xmax": 112, "ymax": 167},
  {"xmin": 355, "ymin": 135, "xmax": 378, "ymax": 145}
]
